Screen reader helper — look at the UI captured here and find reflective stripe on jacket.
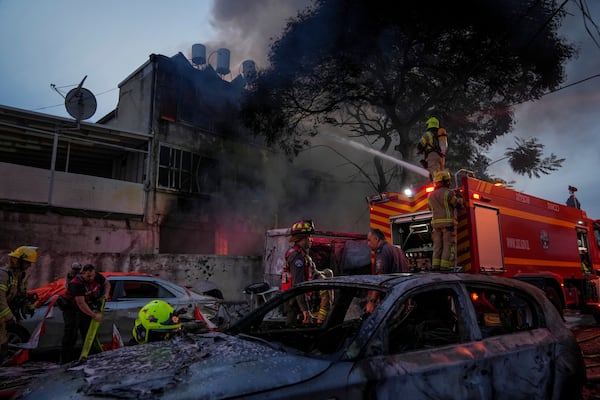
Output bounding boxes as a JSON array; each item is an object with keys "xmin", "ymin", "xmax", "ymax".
[{"xmin": 428, "ymin": 186, "xmax": 462, "ymax": 226}]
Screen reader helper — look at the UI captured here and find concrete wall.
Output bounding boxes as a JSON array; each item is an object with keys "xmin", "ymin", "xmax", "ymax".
[
  {"xmin": 1, "ymin": 251, "xmax": 263, "ymax": 303},
  {"xmin": 0, "ymin": 211, "xmax": 155, "ymax": 255},
  {"xmin": 0, "ymin": 162, "xmax": 144, "ymax": 215}
]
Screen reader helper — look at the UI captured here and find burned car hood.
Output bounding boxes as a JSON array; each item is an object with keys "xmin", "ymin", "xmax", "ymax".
[{"xmin": 21, "ymin": 332, "xmax": 333, "ymax": 399}]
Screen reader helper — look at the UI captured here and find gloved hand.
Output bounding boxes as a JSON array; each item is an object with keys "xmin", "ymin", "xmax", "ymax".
[{"xmin": 22, "ymin": 302, "xmax": 36, "ymax": 318}]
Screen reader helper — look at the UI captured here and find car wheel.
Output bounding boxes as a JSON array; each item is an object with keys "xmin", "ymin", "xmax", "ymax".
[{"xmin": 6, "ymin": 323, "xmax": 31, "ymax": 357}]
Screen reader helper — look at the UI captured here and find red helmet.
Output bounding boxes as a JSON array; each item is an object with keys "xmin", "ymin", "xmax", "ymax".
[{"xmin": 290, "ymin": 220, "xmax": 315, "ymax": 235}]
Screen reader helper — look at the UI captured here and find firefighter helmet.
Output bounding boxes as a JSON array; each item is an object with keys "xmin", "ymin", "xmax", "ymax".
[
  {"xmin": 8, "ymin": 246, "xmax": 38, "ymax": 263},
  {"xmin": 290, "ymin": 220, "xmax": 315, "ymax": 236},
  {"xmin": 132, "ymin": 300, "xmax": 182, "ymax": 344},
  {"xmin": 433, "ymin": 169, "xmax": 451, "ymax": 184},
  {"xmin": 426, "ymin": 117, "xmax": 439, "ymax": 129}
]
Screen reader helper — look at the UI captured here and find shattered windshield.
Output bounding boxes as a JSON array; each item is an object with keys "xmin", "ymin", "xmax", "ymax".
[{"xmin": 234, "ymin": 284, "xmax": 384, "ymax": 356}]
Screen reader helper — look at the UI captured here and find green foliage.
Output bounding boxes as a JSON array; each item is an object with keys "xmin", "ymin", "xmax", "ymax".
[
  {"xmin": 505, "ymin": 137, "xmax": 565, "ymax": 178},
  {"xmin": 241, "ymin": 0, "xmax": 575, "ymax": 191}
]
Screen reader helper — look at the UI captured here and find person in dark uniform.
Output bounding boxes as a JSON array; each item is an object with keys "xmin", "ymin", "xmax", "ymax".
[
  {"xmin": 566, "ymin": 185, "xmax": 581, "ymax": 209},
  {"xmin": 365, "ymin": 229, "xmax": 409, "ymax": 313}
]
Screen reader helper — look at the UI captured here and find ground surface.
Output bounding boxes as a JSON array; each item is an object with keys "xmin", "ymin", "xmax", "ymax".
[{"xmin": 566, "ymin": 310, "xmax": 600, "ymax": 400}]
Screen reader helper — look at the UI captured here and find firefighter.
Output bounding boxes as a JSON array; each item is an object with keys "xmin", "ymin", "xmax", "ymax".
[
  {"xmin": 428, "ymin": 170, "xmax": 463, "ymax": 271},
  {"xmin": 566, "ymin": 185, "xmax": 581, "ymax": 209},
  {"xmin": 131, "ymin": 300, "xmax": 182, "ymax": 345},
  {"xmin": 283, "ymin": 220, "xmax": 316, "ymax": 325},
  {"xmin": 64, "ymin": 262, "xmax": 82, "ymax": 289},
  {"xmin": 312, "ymin": 268, "xmax": 334, "ymax": 324},
  {"xmin": 0, "ymin": 246, "xmax": 38, "ymax": 362},
  {"xmin": 417, "ymin": 117, "xmax": 448, "ymax": 181},
  {"xmin": 60, "ymin": 263, "xmax": 110, "ymax": 363}
]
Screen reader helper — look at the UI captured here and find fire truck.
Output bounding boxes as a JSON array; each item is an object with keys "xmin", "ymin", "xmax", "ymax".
[{"xmin": 368, "ymin": 169, "xmax": 600, "ymax": 318}]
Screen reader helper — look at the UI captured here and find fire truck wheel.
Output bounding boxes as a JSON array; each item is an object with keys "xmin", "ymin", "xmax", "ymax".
[{"xmin": 544, "ymin": 287, "xmax": 563, "ymax": 318}]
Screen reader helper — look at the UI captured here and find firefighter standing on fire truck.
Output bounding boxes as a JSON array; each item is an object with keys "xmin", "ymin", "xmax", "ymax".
[
  {"xmin": 282, "ymin": 220, "xmax": 316, "ymax": 325},
  {"xmin": 417, "ymin": 117, "xmax": 448, "ymax": 181},
  {"xmin": 428, "ymin": 170, "xmax": 463, "ymax": 271}
]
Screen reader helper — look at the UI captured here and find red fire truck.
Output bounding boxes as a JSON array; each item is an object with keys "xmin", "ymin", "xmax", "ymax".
[{"xmin": 368, "ymin": 169, "xmax": 600, "ymax": 318}]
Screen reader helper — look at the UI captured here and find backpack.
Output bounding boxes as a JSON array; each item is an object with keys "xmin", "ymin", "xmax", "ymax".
[
  {"xmin": 418, "ymin": 128, "xmax": 448, "ymax": 156},
  {"xmin": 436, "ymin": 128, "xmax": 448, "ymax": 156}
]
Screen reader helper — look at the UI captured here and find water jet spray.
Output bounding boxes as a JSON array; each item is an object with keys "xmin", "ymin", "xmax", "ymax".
[{"xmin": 319, "ymin": 132, "xmax": 430, "ymax": 178}]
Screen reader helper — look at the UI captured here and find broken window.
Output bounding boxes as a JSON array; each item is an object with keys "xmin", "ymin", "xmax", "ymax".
[
  {"xmin": 386, "ymin": 288, "xmax": 461, "ymax": 353},
  {"xmin": 157, "ymin": 145, "xmax": 219, "ymax": 194},
  {"xmin": 466, "ymin": 284, "xmax": 540, "ymax": 338}
]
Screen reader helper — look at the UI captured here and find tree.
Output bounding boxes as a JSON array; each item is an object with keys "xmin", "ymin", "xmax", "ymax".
[
  {"xmin": 241, "ymin": 0, "xmax": 576, "ymax": 193},
  {"xmin": 475, "ymin": 137, "xmax": 565, "ymax": 184}
]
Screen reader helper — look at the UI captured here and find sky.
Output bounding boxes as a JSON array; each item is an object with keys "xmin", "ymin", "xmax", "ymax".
[{"xmin": 1, "ymin": 0, "xmax": 599, "ymax": 221}]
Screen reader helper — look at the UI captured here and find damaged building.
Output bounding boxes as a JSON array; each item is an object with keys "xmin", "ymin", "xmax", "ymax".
[{"xmin": 0, "ymin": 46, "xmax": 368, "ymax": 294}]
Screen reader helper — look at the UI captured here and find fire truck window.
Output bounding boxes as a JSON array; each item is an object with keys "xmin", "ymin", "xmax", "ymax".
[
  {"xmin": 387, "ymin": 288, "xmax": 460, "ymax": 353},
  {"xmin": 466, "ymin": 285, "xmax": 540, "ymax": 338}
]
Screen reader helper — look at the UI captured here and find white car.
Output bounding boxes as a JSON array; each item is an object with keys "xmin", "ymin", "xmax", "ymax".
[{"xmin": 13, "ymin": 273, "xmax": 220, "ymax": 356}]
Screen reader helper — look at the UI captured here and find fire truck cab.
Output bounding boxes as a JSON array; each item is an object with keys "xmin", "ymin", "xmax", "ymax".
[{"xmin": 368, "ymin": 170, "xmax": 600, "ymax": 318}]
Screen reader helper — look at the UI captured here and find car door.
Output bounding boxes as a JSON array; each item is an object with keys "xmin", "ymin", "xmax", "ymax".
[
  {"xmin": 345, "ymin": 283, "xmax": 492, "ymax": 400},
  {"xmin": 461, "ymin": 282, "xmax": 555, "ymax": 399}
]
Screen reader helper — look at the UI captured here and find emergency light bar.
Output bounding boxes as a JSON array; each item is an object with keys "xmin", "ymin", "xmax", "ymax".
[{"xmin": 367, "ymin": 193, "xmax": 390, "ymax": 204}]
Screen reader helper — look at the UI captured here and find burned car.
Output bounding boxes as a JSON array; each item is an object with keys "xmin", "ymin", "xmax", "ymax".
[{"xmin": 19, "ymin": 273, "xmax": 585, "ymax": 399}]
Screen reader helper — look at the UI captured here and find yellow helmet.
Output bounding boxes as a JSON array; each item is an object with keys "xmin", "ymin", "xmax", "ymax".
[
  {"xmin": 8, "ymin": 246, "xmax": 38, "ymax": 263},
  {"xmin": 290, "ymin": 220, "xmax": 315, "ymax": 235},
  {"xmin": 433, "ymin": 169, "xmax": 451, "ymax": 183},
  {"xmin": 133, "ymin": 300, "xmax": 182, "ymax": 344},
  {"xmin": 426, "ymin": 117, "xmax": 439, "ymax": 129}
]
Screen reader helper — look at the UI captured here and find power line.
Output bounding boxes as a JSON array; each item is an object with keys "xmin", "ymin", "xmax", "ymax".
[{"xmin": 32, "ymin": 87, "xmax": 118, "ymax": 111}]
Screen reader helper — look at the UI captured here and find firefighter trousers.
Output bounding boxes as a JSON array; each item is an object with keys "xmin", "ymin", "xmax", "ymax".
[
  {"xmin": 432, "ymin": 224, "xmax": 455, "ymax": 270},
  {"xmin": 426, "ymin": 152, "xmax": 444, "ymax": 180}
]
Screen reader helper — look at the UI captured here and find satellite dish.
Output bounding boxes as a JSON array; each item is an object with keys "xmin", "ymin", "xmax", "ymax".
[{"xmin": 64, "ymin": 76, "xmax": 97, "ymax": 121}]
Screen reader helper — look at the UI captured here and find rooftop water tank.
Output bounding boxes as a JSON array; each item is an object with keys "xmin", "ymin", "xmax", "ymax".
[
  {"xmin": 192, "ymin": 43, "xmax": 206, "ymax": 65},
  {"xmin": 216, "ymin": 48, "xmax": 231, "ymax": 75},
  {"xmin": 242, "ymin": 59, "xmax": 257, "ymax": 82}
]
